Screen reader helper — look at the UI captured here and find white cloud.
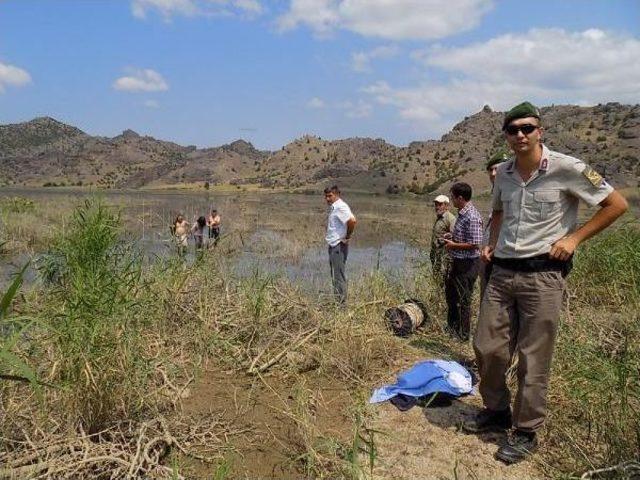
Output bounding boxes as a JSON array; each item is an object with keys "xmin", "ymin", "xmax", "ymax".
[
  {"xmin": 363, "ymin": 29, "xmax": 640, "ymax": 135},
  {"xmin": 420, "ymin": 28, "xmax": 640, "ymax": 95},
  {"xmin": 132, "ymin": 0, "xmax": 198, "ymax": 19},
  {"xmin": 0, "ymin": 62, "xmax": 31, "ymax": 94},
  {"xmin": 277, "ymin": 0, "xmax": 494, "ymax": 40},
  {"xmin": 276, "ymin": 0, "xmax": 340, "ymax": 37},
  {"xmin": 351, "ymin": 45, "xmax": 399, "ymax": 73},
  {"xmin": 233, "ymin": 0, "xmax": 263, "ymax": 15},
  {"xmin": 113, "ymin": 69, "xmax": 169, "ymax": 92},
  {"xmin": 132, "ymin": 0, "xmax": 263, "ymax": 20},
  {"xmin": 307, "ymin": 97, "xmax": 326, "ymax": 108},
  {"xmin": 144, "ymin": 99, "xmax": 160, "ymax": 108},
  {"xmin": 340, "ymin": 99, "xmax": 372, "ymax": 118}
]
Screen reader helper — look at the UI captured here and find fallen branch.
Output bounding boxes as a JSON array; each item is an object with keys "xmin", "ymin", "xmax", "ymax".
[
  {"xmin": 0, "ymin": 415, "xmax": 241, "ymax": 479},
  {"xmin": 581, "ymin": 460, "xmax": 640, "ymax": 479},
  {"xmin": 248, "ymin": 326, "xmax": 320, "ymax": 374}
]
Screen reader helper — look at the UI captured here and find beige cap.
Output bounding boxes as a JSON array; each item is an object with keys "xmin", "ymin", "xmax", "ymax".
[{"xmin": 434, "ymin": 194, "xmax": 450, "ymax": 203}]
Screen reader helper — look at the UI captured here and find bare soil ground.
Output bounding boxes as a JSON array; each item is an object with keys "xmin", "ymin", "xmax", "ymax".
[
  {"xmin": 181, "ymin": 366, "xmax": 353, "ymax": 479},
  {"xmin": 182, "ymin": 361, "xmax": 542, "ymax": 480},
  {"xmin": 370, "ymin": 397, "xmax": 542, "ymax": 480}
]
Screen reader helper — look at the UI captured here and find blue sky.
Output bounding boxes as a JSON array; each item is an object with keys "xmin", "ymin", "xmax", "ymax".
[{"xmin": 1, "ymin": 0, "xmax": 639, "ymax": 149}]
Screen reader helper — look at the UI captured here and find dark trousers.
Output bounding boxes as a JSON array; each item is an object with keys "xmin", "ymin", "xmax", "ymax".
[
  {"xmin": 479, "ymin": 260, "xmax": 494, "ymax": 299},
  {"xmin": 208, "ymin": 227, "xmax": 220, "ymax": 246},
  {"xmin": 445, "ymin": 257, "xmax": 480, "ymax": 340},
  {"xmin": 328, "ymin": 243, "xmax": 348, "ymax": 303}
]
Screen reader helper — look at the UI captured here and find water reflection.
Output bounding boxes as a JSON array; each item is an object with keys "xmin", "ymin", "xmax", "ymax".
[{"xmin": 234, "ymin": 233, "xmax": 426, "ymax": 294}]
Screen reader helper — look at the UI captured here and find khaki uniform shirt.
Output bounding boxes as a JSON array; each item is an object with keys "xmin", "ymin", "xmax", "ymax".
[
  {"xmin": 492, "ymin": 145, "xmax": 613, "ymax": 259},
  {"xmin": 431, "ymin": 210, "xmax": 456, "ymax": 251}
]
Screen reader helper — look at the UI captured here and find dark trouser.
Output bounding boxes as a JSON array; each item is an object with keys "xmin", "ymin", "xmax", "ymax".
[
  {"xmin": 479, "ymin": 260, "xmax": 493, "ymax": 299},
  {"xmin": 328, "ymin": 242, "xmax": 348, "ymax": 303},
  {"xmin": 209, "ymin": 227, "xmax": 220, "ymax": 245},
  {"xmin": 445, "ymin": 257, "xmax": 480, "ymax": 340},
  {"xmin": 473, "ymin": 264, "xmax": 565, "ymax": 432}
]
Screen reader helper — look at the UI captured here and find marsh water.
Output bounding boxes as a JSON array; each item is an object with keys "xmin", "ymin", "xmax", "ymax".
[
  {"xmin": 2, "ymin": 187, "xmax": 638, "ymax": 294},
  {"xmin": 1, "ymin": 188, "xmax": 488, "ymax": 292}
]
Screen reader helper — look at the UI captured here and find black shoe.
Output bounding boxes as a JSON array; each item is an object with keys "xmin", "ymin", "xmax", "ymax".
[
  {"xmin": 495, "ymin": 430, "xmax": 538, "ymax": 464},
  {"xmin": 462, "ymin": 408, "xmax": 512, "ymax": 433}
]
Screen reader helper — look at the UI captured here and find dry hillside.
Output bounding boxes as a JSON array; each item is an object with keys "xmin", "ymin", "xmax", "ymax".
[{"xmin": 1, "ymin": 103, "xmax": 638, "ymax": 194}]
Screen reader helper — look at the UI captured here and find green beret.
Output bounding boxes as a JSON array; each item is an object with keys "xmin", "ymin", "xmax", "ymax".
[
  {"xmin": 486, "ymin": 150, "xmax": 510, "ymax": 170},
  {"xmin": 503, "ymin": 101, "xmax": 541, "ymax": 130}
]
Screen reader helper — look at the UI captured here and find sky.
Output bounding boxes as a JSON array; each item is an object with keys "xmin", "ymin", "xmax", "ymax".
[{"xmin": 1, "ymin": 0, "xmax": 639, "ymax": 149}]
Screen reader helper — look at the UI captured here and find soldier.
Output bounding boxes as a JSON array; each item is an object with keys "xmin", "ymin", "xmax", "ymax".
[
  {"xmin": 463, "ymin": 102, "xmax": 628, "ymax": 464},
  {"xmin": 480, "ymin": 150, "xmax": 509, "ymax": 296},
  {"xmin": 429, "ymin": 194, "xmax": 456, "ymax": 283}
]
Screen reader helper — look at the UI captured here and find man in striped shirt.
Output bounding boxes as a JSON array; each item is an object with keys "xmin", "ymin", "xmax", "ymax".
[{"xmin": 443, "ymin": 182, "xmax": 483, "ymax": 341}]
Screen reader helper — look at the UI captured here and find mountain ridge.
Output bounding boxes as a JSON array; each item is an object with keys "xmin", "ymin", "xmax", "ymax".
[{"xmin": 1, "ymin": 103, "xmax": 638, "ymax": 194}]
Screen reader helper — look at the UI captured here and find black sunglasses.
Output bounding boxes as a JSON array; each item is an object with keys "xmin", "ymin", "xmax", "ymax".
[{"xmin": 505, "ymin": 123, "xmax": 539, "ymax": 136}]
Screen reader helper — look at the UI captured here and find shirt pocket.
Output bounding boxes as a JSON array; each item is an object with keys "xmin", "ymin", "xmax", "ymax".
[
  {"xmin": 500, "ymin": 190, "xmax": 518, "ymax": 218},
  {"xmin": 533, "ymin": 190, "xmax": 561, "ymax": 218}
]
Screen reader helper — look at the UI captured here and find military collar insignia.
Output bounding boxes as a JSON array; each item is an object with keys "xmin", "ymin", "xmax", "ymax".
[{"xmin": 540, "ymin": 158, "xmax": 549, "ymax": 171}]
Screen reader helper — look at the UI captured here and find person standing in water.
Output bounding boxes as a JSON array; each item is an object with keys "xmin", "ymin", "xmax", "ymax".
[
  {"xmin": 172, "ymin": 214, "xmax": 190, "ymax": 256},
  {"xmin": 207, "ymin": 208, "xmax": 221, "ymax": 247},
  {"xmin": 192, "ymin": 216, "xmax": 207, "ymax": 252}
]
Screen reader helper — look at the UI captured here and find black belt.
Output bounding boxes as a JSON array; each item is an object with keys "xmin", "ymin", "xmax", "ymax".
[{"xmin": 493, "ymin": 254, "xmax": 573, "ymax": 276}]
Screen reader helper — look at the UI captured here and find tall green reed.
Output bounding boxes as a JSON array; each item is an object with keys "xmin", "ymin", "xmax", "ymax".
[
  {"xmin": 549, "ymin": 221, "xmax": 639, "ymax": 474},
  {"xmin": 38, "ymin": 198, "xmax": 151, "ymax": 432},
  {"xmin": 0, "ymin": 263, "xmax": 39, "ymax": 388}
]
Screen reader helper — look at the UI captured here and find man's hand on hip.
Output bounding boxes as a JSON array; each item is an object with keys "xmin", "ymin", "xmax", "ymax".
[{"xmin": 549, "ymin": 236, "xmax": 578, "ymax": 261}]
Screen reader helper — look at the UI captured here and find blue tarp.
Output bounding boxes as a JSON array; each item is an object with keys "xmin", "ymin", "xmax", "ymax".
[{"xmin": 369, "ymin": 359, "xmax": 473, "ymax": 404}]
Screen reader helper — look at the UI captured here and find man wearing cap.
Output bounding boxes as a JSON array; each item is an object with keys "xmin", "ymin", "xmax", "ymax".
[
  {"xmin": 442, "ymin": 183, "xmax": 483, "ymax": 341},
  {"xmin": 429, "ymin": 194, "xmax": 456, "ymax": 284},
  {"xmin": 463, "ymin": 101, "xmax": 628, "ymax": 464},
  {"xmin": 480, "ymin": 150, "xmax": 510, "ymax": 295}
]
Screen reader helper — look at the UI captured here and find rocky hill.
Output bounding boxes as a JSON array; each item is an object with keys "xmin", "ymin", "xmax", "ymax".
[{"xmin": 1, "ymin": 103, "xmax": 638, "ymax": 194}]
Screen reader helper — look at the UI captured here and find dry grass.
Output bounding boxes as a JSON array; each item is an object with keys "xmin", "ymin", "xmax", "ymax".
[{"xmin": 0, "ymin": 194, "xmax": 638, "ymax": 479}]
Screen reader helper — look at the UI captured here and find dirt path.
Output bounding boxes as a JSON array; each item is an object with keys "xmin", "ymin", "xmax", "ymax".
[{"xmin": 370, "ymin": 395, "xmax": 542, "ymax": 480}]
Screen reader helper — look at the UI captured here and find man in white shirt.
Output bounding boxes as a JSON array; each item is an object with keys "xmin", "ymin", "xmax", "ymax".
[{"xmin": 324, "ymin": 185, "xmax": 357, "ymax": 304}]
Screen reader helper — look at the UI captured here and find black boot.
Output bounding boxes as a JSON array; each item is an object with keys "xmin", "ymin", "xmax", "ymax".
[
  {"xmin": 495, "ymin": 430, "xmax": 538, "ymax": 464},
  {"xmin": 462, "ymin": 408, "xmax": 512, "ymax": 433}
]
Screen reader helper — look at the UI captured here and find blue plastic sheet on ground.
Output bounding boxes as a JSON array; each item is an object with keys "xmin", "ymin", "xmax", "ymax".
[{"xmin": 369, "ymin": 359, "xmax": 473, "ymax": 404}]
